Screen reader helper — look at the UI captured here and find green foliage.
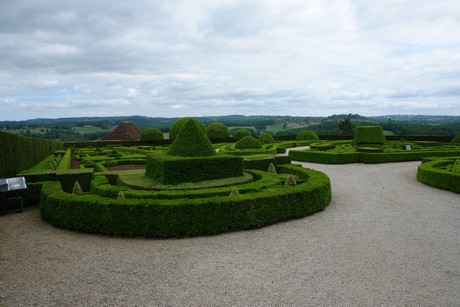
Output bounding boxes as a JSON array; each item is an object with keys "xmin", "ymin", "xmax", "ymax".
[
  {"xmin": 169, "ymin": 118, "xmax": 206, "ymax": 141},
  {"xmin": 258, "ymin": 132, "xmax": 275, "ymax": 144},
  {"xmin": 206, "ymin": 122, "xmax": 230, "ymax": 141},
  {"xmin": 296, "ymin": 130, "xmax": 319, "ymax": 141},
  {"xmin": 56, "ymin": 169, "xmax": 94, "ymax": 192},
  {"xmin": 117, "ymin": 191, "xmax": 125, "ymax": 199},
  {"xmin": 354, "ymin": 126, "xmax": 385, "ymax": 145},
  {"xmin": 243, "ymin": 155, "xmax": 291, "ymax": 171},
  {"xmin": 146, "ymin": 154, "xmax": 244, "ymax": 184},
  {"xmin": 140, "ymin": 128, "xmax": 164, "ymax": 142},
  {"xmin": 219, "ymin": 144, "xmax": 277, "ymax": 156},
  {"xmin": 267, "ymin": 163, "xmax": 277, "ymax": 174},
  {"xmin": 451, "ymin": 134, "xmax": 460, "ymax": 144},
  {"xmin": 55, "ymin": 149, "xmax": 72, "ymax": 170},
  {"xmin": 234, "ymin": 129, "xmax": 252, "ymax": 140},
  {"xmin": 0, "ymin": 130, "xmax": 63, "ymax": 177},
  {"xmin": 39, "ymin": 165, "xmax": 331, "ymax": 237},
  {"xmin": 356, "ymin": 147, "xmax": 384, "ymax": 153},
  {"xmin": 229, "ymin": 187, "xmax": 240, "ymax": 197},
  {"xmin": 168, "ymin": 119, "xmax": 216, "ymax": 157},
  {"xmin": 285, "ymin": 174, "xmax": 297, "ymax": 186},
  {"xmin": 72, "ymin": 181, "xmax": 83, "ymax": 194},
  {"xmin": 235, "ymin": 136, "xmax": 263, "ymax": 150},
  {"xmin": 417, "ymin": 158, "xmax": 460, "ymax": 193},
  {"xmin": 337, "ymin": 114, "xmax": 355, "ymax": 134},
  {"xmin": 310, "ymin": 143, "xmax": 336, "ymax": 151}
]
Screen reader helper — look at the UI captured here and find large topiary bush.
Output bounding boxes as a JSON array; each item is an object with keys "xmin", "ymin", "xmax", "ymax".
[
  {"xmin": 234, "ymin": 129, "xmax": 251, "ymax": 140},
  {"xmin": 168, "ymin": 118, "xmax": 216, "ymax": 157},
  {"xmin": 354, "ymin": 126, "xmax": 385, "ymax": 145},
  {"xmin": 258, "ymin": 132, "xmax": 275, "ymax": 144},
  {"xmin": 169, "ymin": 118, "xmax": 206, "ymax": 141},
  {"xmin": 206, "ymin": 122, "xmax": 230, "ymax": 141},
  {"xmin": 451, "ymin": 134, "xmax": 460, "ymax": 144},
  {"xmin": 235, "ymin": 136, "xmax": 263, "ymax": 150},
  {"xmin": 296, "ymin": 130, "xmax": 319, "ymax": 141},
  {"xmin": 140, "ymin": 128, "xmax": 164, "ymax": 142}
]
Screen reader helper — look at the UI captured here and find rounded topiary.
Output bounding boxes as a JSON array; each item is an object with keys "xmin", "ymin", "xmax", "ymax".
[
  {"xmin": 258, "ymin": 132, "xmax": 275, "ymax": 144},
  {"xmin": 167, "ymin": 118, "xmax": 216, "ymax": 157},
  {"xmin": 140, "ymin": 128, "xmax": 164, "ymax": 142},
  {"xmin": 296, "ymin": 130, "xmax": 319, "ymax": 141},
  {"xmin": 206, "ymin": 122, "xmax": 230, "ymax": 141},
  {"xmin": 354, "ymin": 126, "xmax": 385, "ymax": 145},
  {"xmin": 234, "ymin": 129, "xmax": 251, "ymax": 140},
  {"xmin": 169, "ymin": 118, "xmax": 206, "ymax": 141},
  {"xmin": 235, "ymin": 136, "xmax": 263, "ymax": 150},
  {"xmin": 451, "ymin": 134, "xmax": 460, "ymax": 144}
]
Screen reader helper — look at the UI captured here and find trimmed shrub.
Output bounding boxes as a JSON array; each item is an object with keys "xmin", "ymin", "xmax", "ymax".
[
  {"xmin": 220, "ymin": 144, "xmax": 277, "ymax": 156},
  {"xmin": 146, "ymin": 154, "xmax": 244, "ymax": 184},
  {"xmin": 229, "ymin": 187, "xmax": 240, "ymax": 197},
  {"xmin": 72, "ymin": 181, "xmax": 83, "ymax": 194},
  {"xmin": 234, "ymin": 129, "xmax": 251, "ymax": 140},
  {"xmin": 168, "ymin": 119, "xmax": 216, "ymax": 157},
  {"xmin": 310, "ymin": 143, "xmax": 336, "ymax": 151},
  {"xmin": 417, "ymin": 158, "xmax": 460, "ymax": 193},
  {"xmin": 56, "ymin": 169, "xmax": 94, "ymax": 192},
  {"xmin": 451, "ymin": 134, "xmax": 460, "ymax": 144},
  {"xmin": 258, "ymin": 133, "xmax": 275, "ymax": 144},
  {"xmin": 267, "ymin": 163, "xmax": 277, "ymax": 174},
  {"xmin": 243, "ymin": 155, "xmax": 291, "ymax": 170},
  {"xmin": 235, "ymin": 136, "xmax": 263, "ymax": 150},
  {"xmin": 296, "ymin": 130, "xmax": 319, "ymax": 141},
  {"xmin": 140, "ymin": 128, "xmax": 164, "ymax": 142},
  {"xmin": 354, "ymin": 126, "xmax": 385, "ymax": 145},
  {"xmin": 356, "ymin": 147, "xmax": 384, "ymax": 153},
  {"xmin": 56, "ymin": 149, "xmax": 72, "ymax": 170},
  {"xmin": 285, "ymin": 174, "xmax": 297, "ymax": 186},
  {"xmin": 39, "ymin": 165, "xmax": 331, "ymax": 237},
  {"xmin": 206, "ymin": 122, "xmax": 230, "ymax": 141},
  {"xmin": 169, "ymin": 118, "xmax": 206, "ymax": 141},
  {"xmin": 117, "ymin": 191, "xmax": 125, "ymax": 199}
]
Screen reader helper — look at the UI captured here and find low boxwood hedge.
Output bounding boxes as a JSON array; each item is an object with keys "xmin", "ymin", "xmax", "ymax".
[
  {"xmin": 39, "ymin": 165, "xmax": 331, "ymax": 237},
  {"xmin": 416, "ymin": 158, "xmax": 460, "ymax": 193},
  {"xmin": 219, "ymin": 144, "xmax": 277, "ymax": 156},
  {"xmin": 145, "ymin": 153, "xmax": 244, "ymax": 184},
  {"xmin": 243, "ymin": 155, "xmax": 291, "ymax": 171}
]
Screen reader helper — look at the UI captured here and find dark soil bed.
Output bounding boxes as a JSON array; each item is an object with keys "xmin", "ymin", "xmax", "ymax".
[{"xmin": 106, "ymin": 164, "xmax": 146, "ymax": 171}]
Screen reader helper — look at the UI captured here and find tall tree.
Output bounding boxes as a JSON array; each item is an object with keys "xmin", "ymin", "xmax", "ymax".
[{"xmin": 338, "ymin": 114, "xmax": 354, "ymax": 134}]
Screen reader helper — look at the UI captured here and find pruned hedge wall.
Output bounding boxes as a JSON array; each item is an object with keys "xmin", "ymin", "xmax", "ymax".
[
  {"xmin": 416, "ymin": 159, "xmax": 460, "ymax": 193},
  {"xmin": 0, "ymin": 130, "xmax": 63, "ymax": 177},
  {"xmin": 145, "ymin": 154, "xmax": 244, "ymax": 184},
  {"xmin": 289, "ymin": 148, "xmax": 460, "ymax": 164},
  {"xmin": 39, "ymin": 165, "xmax": 331, "ymax": 237}
]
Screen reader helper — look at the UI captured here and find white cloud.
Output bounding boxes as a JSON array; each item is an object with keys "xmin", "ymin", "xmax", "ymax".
[{"xmin": 0, "ymin": 0, "xmax": 459, "ymax": 119}]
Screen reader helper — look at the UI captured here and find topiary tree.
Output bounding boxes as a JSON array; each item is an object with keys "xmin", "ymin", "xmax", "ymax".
[
  {"xmin": 234, "ymin": 129, "xmax": 251, "ymax": 140},
  {"xmin": 140, "ymin": 127, "xmax": 164, "ymax": 142},
  {"xmin": 354, "ymin": 126, "xmax": 385, "ymax": 145},
  {"xmin": 169, "ymin": 118, "xmax": 206, "ymax": 141},
  {"xmin": 117, "ymin": 191, "xmax": 125, "ymax": 199},
  {"xmin": 229, "ymin": 187, "xmax": 240, "ymax": 196},
  {"xmin": 267, "ymin": 163, "xmax": 277, "ymax": 174},
  {"xmin": 72, "ymin": 181, "xmax": 83, "ymax": 195},
  {"xmin": 258, "ymin": 132, "xmax": 275, "ymax": 144},
  {"xmin": 285, "ymin": 174, "xmax": 297, "ymax": 186},
  {"xmin": 451, "ymin": 134, "xmax": 460, "ymax": 144},
  {"xmin": 168, "ymin": 118, "xmax": 216, "ymax": 157},
  {"xmin": 296, "ymin": 130, "xmax": 319, "ymax": 141},
  {"xmin": 235, "ymin": 136, "xmax": 263, "ymax": 150},
  {"xmin": 206, "ymin": 122, "xmax": 230, "ymax": 141}
]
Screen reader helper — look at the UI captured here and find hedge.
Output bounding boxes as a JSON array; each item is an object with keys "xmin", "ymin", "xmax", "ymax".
[
  {"xmin": 56, "ymin": 149, "xmax": 72, "ymax": 170},
  {"xmin": 145, "ymin": 153, "xmax": 244, "ymax": 184},
  {"xmin": 243, "ymin": 156, "xmax": 292, "ymax": 171},
  {"xmin": 39, "ymin": 165, "xmax": 331, "ymax": 237},
  {"xmin": 0, "ymin": 130, "xmax": 63, "ymax": 177},
  {"xmin": 416, "ymin": 158, "xmax": 460, "ymax": 193},
  {"xmin": 219, "ymin": 144, "xmax": 278, "ymax": 156},
  {"xmin": 289, "ymin": 148, "xmax": 460, "ymax": 164},
  {"xmin": 354, "ymin": 126, "xmax": 385, "ymax": 145}
]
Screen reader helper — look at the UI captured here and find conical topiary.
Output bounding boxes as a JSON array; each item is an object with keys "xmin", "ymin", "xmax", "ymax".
[
  {"xmin": 117, "ymin": 191, "xmax": 125, "ymax": 199},
  {"xmin": 72, "ymin": 181, "xmax": 83, "ymax": 194},
  {"xmin": 229, "ymin": 187, "xmax": 240, "ymax": 196},
  {"xmin": 167, "ymin": 118, "xmax": 216, "ymax": 157},
  {"xmin": 267, "ymin": 163, "xmax": 277, "ymax": 174},
  {"xmin": 284, "ymin": 174, "xmax": 297, "ymax": 186}
]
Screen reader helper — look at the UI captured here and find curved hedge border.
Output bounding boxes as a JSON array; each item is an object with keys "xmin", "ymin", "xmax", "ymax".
[
  {"xmin": 416, "ymin": 158, "xmax": 460, "ymax": 193},
  {"xmin": 219, "ymin": 144, "xmax": 277, "ymax": 156},
  {"xmin": 289, "ymin": 148, "xmax": 460, "ymax": 164},
  {"xmin": 39, "ymin": 165, "xmax": 331, "ymax": 237}
]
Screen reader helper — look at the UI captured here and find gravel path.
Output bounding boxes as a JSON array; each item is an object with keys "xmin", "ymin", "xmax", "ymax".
[{"xmin": 1, "ymin": 161, "xmax": 459, "ymax": 306}]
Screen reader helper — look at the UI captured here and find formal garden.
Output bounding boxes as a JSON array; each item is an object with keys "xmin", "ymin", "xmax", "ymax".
[{"xmin": 1, "ymin": 119, "xmax": 459, "ymax": 236}]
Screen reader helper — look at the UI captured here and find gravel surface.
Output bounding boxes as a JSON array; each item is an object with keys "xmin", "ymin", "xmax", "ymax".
[{"xmin": 1, "ymin": 161, "xmax": 459, "ymax": 306}]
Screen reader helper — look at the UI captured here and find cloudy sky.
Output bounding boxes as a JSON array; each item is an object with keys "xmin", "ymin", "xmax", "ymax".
[{"xmin": 1, "ymin": 0, "xmax": 460, "ymax": 120}]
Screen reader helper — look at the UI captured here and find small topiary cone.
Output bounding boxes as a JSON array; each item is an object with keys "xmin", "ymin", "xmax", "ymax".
[
  {"xmin": 117, "ymin": 191, "xmax": 125, "ymax": 199},
  {"xmin": 284, "ymin": 174, "xmax": 297, "ymax": 186},
  {"xmin": 72, "ymin": 181, "xmax": 83, "ymax": 194},
  {"xmin": 267, "ymin": 163, "xmax": 277, "ymax": 174},
  {"xmin": 229, "ymin": 187, "xmax": 240, "ymax": 197}
]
